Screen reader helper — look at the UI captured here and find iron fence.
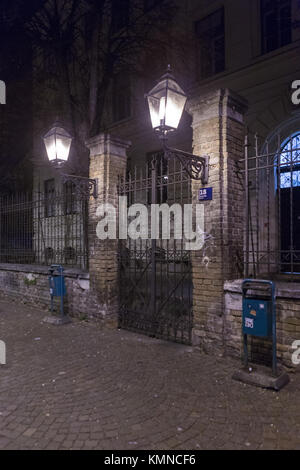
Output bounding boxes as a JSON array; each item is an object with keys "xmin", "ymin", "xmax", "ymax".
[
  {"xmin": 0, "ymin": 189, "xmax": 89, "ymax": 269},
  {"xmin": 244, "ymin": 131, "xmax": 300, "ymax": 279}
]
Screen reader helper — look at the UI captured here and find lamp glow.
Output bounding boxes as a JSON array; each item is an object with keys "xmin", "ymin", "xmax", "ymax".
[
  {"xmin": 43, "ymin": 124, "xmax": 72, "ymax": 165},
  {"xmin": 146, "ymin": 66, "xmax": 187, "ymax": 137}
]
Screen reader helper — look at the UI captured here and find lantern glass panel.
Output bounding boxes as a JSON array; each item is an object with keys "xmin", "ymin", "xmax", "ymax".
[
  {"xmin": 44, "ymin": 126, "xmax": 72, "ymax": 162},
  {"xmin": 147, "ymin": 95, "xmax": 161, "ymax": 129},
  {"xmin": 147, "ymin": 76, "xmax": 186, "ymax": 132},
  {"xmin": 165, "ymin": 86, "xmax": 187, "ymax": 130}
]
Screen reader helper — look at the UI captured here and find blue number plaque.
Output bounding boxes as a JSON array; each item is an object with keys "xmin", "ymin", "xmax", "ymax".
[{"xmin": 198, "ymin": 187, "xmax": 213, "ymax": 201}]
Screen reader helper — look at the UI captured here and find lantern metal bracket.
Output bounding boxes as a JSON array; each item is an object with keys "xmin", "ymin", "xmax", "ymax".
[
  {"xmin": 61, "ymin": 173, "xmax": 98, "ymax": 198},
  {"xmin": 163, "ymin": 145, "xmax": 209, "ymax": 183}
]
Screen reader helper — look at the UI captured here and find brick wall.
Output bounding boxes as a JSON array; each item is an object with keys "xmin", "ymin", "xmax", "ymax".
[
  {"xmin": 188, "ymin": 89, "xmax": 247, "ymax": 353},
  {"xmin": 87, "ymin": 134, "xmax": 131, "ymax": 326},
  {"xmin": 224, "ymin": 279, "xmax": 300, "ymax": 370}
]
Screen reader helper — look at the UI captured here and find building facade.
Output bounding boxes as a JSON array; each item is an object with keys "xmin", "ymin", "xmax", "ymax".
[
  {"xmin": 93, "ymin": 0, "xmax": 300, "ymax": 366},
  {"xmin": 1, "ymin": 0, "xmax": 300, "ymax": 368}
]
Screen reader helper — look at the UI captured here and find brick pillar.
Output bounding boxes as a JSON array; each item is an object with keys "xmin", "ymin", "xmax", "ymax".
[
  {"xmin": 86, "ymin": 133, "xmax": 131, "ymax": 326},
  {"xmin": 188, "ymin": 89, "xmax": 247, "ymax": 353}
]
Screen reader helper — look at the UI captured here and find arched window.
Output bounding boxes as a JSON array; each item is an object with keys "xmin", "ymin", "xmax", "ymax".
[{"xmin": 279, "ymin": 133, "xmax": 300, "ymax": 188}]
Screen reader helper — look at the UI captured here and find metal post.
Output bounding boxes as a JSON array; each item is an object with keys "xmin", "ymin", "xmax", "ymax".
[
  {"xmin": 243, "ymin": 333, "xmax": 248, "ymax": 368},
  {"xmin": 151, "ymin": 158, "xmax": 157, "ymax": 335},
  {"xmin": 49, "ymin": 269, "xmax": 54, "ymax": 313},
  {"xmin": 272, "ymin": 282, "xmax": 277, "ymax": 376},
  {"xmin": 0, "ymin": 195, "xmax": 2, "ymax": 263},
  {"xmin": 60, "ymin": 267, "xmax": 64, "ymax": 317},
  {"xmin": 245, "ymin": 134, "xmax": 249, "ymax": 278},
  {"xmin": 50, "ymin": 288, "xmax": 54, "ymax": 313}
]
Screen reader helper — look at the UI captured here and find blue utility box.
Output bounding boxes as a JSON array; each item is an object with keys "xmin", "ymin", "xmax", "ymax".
[
  {"xmin": 242, "ymin": 298, "xmax": 272, "ymax": 337},
  {"xmin": 49, "ymin": 265, "xmax": 66, "ymax": 297},
  {"xmin": 233, "ymin": 279, "xmax": 290, "ymax": 389},
  {"xmin": 242, "ymin": 279, "xmax": 277, "ymax": 375},
  {"xmin": 49, "ymin": 274, "xmax": 66, "ymax": 297},
  {"xmin": 48, "ymin": 264, "xmax": 66, "ymax": 317}
]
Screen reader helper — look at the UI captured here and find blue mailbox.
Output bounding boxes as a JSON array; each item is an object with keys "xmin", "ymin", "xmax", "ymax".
[
  {"xmin": 49, "ymin": 275, "xmax": 66, "ymax": 297},
  {"xmin": 243, "ymin": 298, "xmax": 272, "ymax": 337},
  {"xmin": 48, "ymin": 264, "xmax": 66, "ymax": 316},
  {"xmin": 49, "ymin": 264, "xmax": 66, "ymax": 297}
]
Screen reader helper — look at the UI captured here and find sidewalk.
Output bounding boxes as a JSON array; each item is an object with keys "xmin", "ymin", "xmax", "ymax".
[{"xmin": 0, "ymin": 297, "xmax": 299, "ymax": 450}]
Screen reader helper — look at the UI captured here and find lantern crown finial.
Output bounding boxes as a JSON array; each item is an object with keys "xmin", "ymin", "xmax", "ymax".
[{"xmin": 159, "ymin": 64, "xmax": 175, "ymax": 82}]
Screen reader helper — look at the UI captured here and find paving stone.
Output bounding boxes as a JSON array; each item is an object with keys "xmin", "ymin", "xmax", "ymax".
[{"xmin": 0, "ymin": 298, "xmax": 299, "ymax": 450}]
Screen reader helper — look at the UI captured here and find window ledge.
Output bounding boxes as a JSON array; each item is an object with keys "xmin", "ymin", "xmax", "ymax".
[
  {"xmin": 224, "ymin": 279, "xmax": 300, "ymax": 299},
  {"xmin": 108, "ymin": 115, "xmax": 133, "ymax": 129},
  {"xmin": 251, "ymin": 39, "xmax": 300, "ymax": 66},
  {"xmin": 0, "ymin": 263, "xmax": 89, "ymax": 279}
]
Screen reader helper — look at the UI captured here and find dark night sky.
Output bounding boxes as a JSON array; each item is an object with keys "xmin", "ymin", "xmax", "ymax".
[{"xmin": 0, "ymin": 1, "xmax": 36, "ymax": 191}]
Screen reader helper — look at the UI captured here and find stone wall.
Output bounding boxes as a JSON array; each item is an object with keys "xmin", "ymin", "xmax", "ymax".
[
  {"xmin": 0, "ymin": 264, "xmax": 103, "ymax": 321},
  {"xmin": 224, "ymin": 279, "xmax": 300, "ymax": 370}
]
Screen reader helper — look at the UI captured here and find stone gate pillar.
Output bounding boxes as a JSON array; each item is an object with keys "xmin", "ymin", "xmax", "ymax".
[
  {"xmin": 86, "ymin": 133, "xmax": 131, "ymax": 326},
  {"xmin": 188, "ymin": 89, "xmax": 247, "ymax": 353}
]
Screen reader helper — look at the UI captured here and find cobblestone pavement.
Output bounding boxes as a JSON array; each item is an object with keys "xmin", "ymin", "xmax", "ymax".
[{"xmin": 0, "ymin": 298, "xmax": 299, "ymax": 450}]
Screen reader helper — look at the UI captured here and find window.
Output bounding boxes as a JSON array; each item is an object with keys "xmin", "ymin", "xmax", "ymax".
[
  {"xmin": 64, "ymin": 246, "xmax": 76, "ymax": 263},
  {"xmin": 261, "ymin": 0, "xmax": 291, "ymax": 54},
  {"xmin": 279, "ymin": 134, "xmax": 300, "ymax": 188},
  {"xmin": 195, "ymin": 8, "xmax": 225, "ymax": 80},
  {"xmin": 44, "ymin": 179, "xmax": 55, "ymax": 218},
  {"xmin": 112, "ymin": 0, "xmax": 129, "ymax": 33},
  {"xmin": 112, "ymin": 73, "xmax": 131, "ymax": 122},
  {"xmin": 64, "ymin": 181, "xmax": 77, "ymax": 215},
  {"xmin": 44, "ymin": 247, "xmax": 54, "ymax": 263}
]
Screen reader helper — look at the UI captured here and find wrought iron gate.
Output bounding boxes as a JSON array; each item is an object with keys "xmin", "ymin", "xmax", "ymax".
[
  {"xmin": 244, "ymin": 131, "xmax": 300, "ymax": 278},
  {"xmin": 118, "ymin": 153, "xmax": 193, "ymax": 344}
]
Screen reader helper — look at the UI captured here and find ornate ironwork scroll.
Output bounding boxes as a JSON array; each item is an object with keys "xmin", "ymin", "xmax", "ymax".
[
  {"xmin": 61, "ymin": 174, "xmax": 98, "ymax": 198},
  {"xmin": 163, "ymin": 146, "xmax": 209, "ymax": 183}
]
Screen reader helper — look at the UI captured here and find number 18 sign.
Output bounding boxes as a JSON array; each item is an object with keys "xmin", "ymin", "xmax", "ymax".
[{"xmin": 198, "ymin": 187, "xmax": 213, "ymax": 201}]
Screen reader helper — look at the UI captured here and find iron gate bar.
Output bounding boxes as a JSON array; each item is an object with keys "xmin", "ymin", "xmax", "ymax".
[
  {"xmin": 120, "ymin": 257, "xmax": 152, "ymax": 307},
  {"xmin": 277, "ymin": 133, "xmax": 282, "ymax": 282},
  {"xmin": 245, "ymin": 134, "xmax": 250, "ymax": 277},
  {"xmin": 151, "ymin": 157, "xmax": 157, "ymax": 332},
  {"xmin": 155, "ymin": 265, "xmax": 190, "ymax": 317}
]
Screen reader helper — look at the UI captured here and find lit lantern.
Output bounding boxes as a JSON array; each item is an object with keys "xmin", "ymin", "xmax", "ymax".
[
  {"xmin": 43, "ymin": 123, "xmax": 72, "ymax": 165},
  {"xmin": 146, "ymin": 66, "xmax": 187, "ymax": 137}
]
